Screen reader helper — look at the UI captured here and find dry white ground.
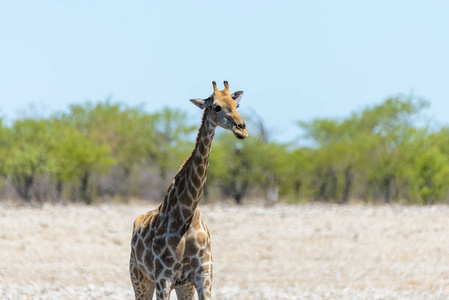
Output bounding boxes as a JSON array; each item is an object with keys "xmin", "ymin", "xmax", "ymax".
[{"xmin": 1, "ymin": 202, "xmax": 448, "ymax": 299}]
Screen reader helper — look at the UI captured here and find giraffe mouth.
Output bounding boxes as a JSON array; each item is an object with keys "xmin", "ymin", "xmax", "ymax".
[{"xmin": 233, "ymin": 130, "xmax": 248, "ymax": 139}]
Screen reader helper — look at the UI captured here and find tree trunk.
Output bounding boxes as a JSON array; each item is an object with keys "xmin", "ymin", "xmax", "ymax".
[
  {"xmin": 13, "ymin": 174, "xmax": 34, "ymax": 202},
  {"xmin": 80, "ymin": 171, "xmax": 92, "ymax": 204},
  {"xmin": 320, "ymin": 167, "xmax": 337, "ymax": 201},
  {"xmin": 56, "ymin": 178, "xmax": 63, "ymax": 203},
  {"xmin": 294, "ymin": 179, "xmax": 302, "ymax": 202},
  {"xmin": 342, "ymin": 165, "xmax": 353, "ymax": 204},
  {"xmin": 233, "ymin": 179, "xmax": 249, "ymax": 205},
  {"xmin": 383, "ymin": 174, "xmax": 394, "ymax": 203}
]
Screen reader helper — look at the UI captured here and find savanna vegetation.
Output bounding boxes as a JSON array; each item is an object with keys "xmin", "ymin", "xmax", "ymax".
[{"xmin": 1, "ymin": 96, "xmax": 448, "ymax": 205}]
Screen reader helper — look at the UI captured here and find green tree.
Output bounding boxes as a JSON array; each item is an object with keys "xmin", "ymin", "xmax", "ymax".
[
  {"xmin": 353, "ymin": 96, "xmax": 428, "ymax": 202},
  {"xmin": 4, "ymin": 119, "xmax": 56, "ymax": 201},
  {"xmin": 60, "ymin": 101, "xmax": 195, "ymax": 200},
  {"xmin": 404, "ymin": 129, "xmax": 449, "ymax": 204},
  {"xmin": 298, "ymin": 96, "xmax": 430, "ymax": 203},
  {"xmin": 58, "ymin": 101, "xmax": 141, "ymax": 202},
  {"xmin": 59, "ymin": 101, "xmax": 156, "ymax": 199},
  {"xmin": 51, "ymin": 119, "xmax": 115, "ymax": 203}
]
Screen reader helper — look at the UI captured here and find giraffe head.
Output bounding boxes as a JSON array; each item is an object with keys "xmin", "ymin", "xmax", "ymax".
[{"xmin": 190, "ymin": 81, "xmax": 249, "ymax": 139}]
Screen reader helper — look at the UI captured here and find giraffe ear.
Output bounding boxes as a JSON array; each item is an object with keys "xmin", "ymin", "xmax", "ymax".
[
  {"xmin": 190, "ymin": 98, "xmax": 207, "ymax": 110},
  {"xmin": 231, "ymin": 91, "xmax": 244, "ymax": 105}
]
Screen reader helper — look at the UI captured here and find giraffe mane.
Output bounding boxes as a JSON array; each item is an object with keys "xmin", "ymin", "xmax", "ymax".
[{"xmin": 179, "ymin": 107, "xmax": 209, "ymax": 171}]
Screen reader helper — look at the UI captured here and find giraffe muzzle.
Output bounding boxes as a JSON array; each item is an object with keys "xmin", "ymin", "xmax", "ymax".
[{"xmin": 233, "ymin": 122, "xmax": 249, "ymax": 139}]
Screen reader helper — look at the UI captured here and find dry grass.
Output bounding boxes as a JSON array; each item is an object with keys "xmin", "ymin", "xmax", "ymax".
[{"xmin": 1, "ymin": 201, "xmax": 449, "ymax": 299}]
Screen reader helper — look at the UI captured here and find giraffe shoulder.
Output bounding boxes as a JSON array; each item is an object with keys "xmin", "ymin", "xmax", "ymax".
[
  {"xmin": 132, "ymin": 209, "xmax": 158, "ymax": 232},
  {"xmin": 133, "ymin": 214, "xmax": 145, "ymax": 230}
]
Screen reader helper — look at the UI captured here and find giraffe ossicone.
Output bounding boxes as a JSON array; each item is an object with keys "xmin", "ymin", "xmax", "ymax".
[{"xmin": 129, "ymin": 81, "xmax": 248, "ymax": 300}]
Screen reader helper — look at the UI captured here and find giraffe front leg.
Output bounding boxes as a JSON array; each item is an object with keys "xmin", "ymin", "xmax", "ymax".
[
  {"xmin": 155, "ymin": 278, "xmax": 173, "ymax": 300},
  {"xmin": 194, "ymin": 273, "xmax": 213, "ymax": 300},
  {"xmin": 130, "ymin": 253, "xmax": 155, "ymax": 300}
]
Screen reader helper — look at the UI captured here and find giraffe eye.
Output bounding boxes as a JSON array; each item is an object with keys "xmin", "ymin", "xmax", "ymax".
[{"xmin": 214, "ymin": 105, "xmax": 222, "ymax": 112}]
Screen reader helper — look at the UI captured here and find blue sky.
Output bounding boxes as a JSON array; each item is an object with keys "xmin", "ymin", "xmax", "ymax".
[{"xmin": 1, "ymin": 1, "xmax": 448, "ymax": 142}]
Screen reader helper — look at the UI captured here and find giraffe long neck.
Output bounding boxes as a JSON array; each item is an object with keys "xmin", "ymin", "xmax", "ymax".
[{"xmin": 159, "ymin": 108, "xmax": 216, "ymax": 233}]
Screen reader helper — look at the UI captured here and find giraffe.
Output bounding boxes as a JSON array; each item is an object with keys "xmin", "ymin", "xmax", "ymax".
[{"xmin": 130, "ymin": 81, "xmax": 248, "ymax": 300}]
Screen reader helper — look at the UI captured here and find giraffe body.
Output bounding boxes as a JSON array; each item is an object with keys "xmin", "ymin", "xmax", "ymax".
[
  {"xmin": 130, "ymin": 81, "xmax": 248, "ymax": 300},
  {"xmin": 130, "ymin": 208, "xmax": 211, "ymax": 299}
]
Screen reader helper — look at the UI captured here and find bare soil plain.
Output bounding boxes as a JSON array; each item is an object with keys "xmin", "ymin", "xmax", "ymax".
[{"xmin": 1, "ymin": 202, "xmax": 449, "ymax": 300}]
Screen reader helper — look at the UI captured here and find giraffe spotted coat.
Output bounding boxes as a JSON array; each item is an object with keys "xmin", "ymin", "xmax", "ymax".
[{"xmin": 129, "ymin": 81, "xmax": 248, "ymax": 300}]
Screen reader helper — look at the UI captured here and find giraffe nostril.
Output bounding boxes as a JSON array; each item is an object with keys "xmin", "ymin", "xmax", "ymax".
[{"xmin": 236, "ymin": 123, "xmax": 246, "ymax": 130}]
